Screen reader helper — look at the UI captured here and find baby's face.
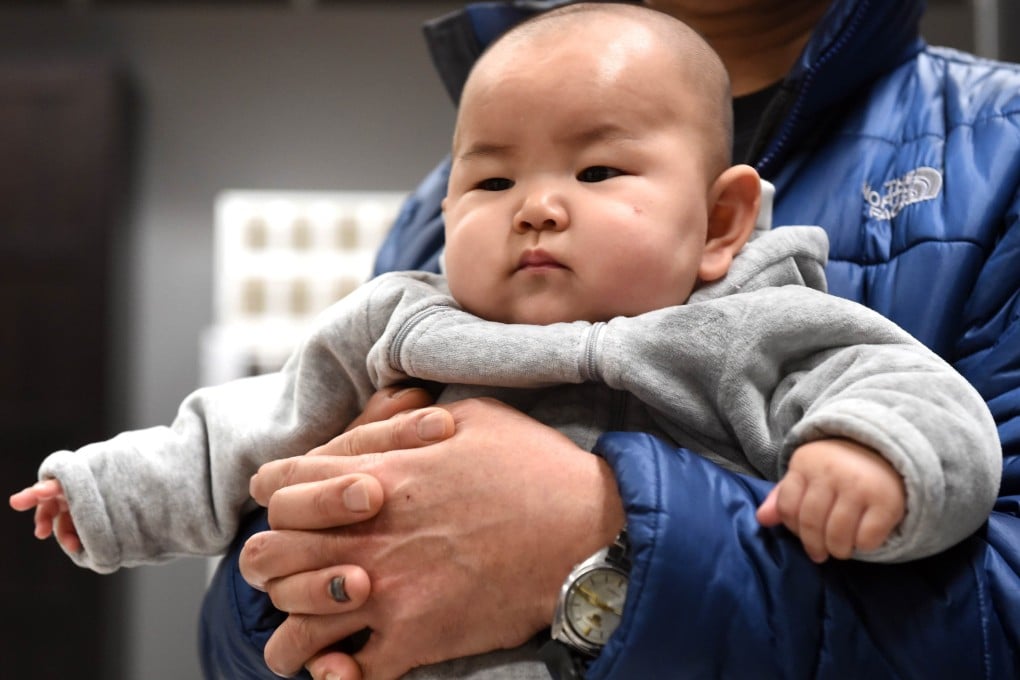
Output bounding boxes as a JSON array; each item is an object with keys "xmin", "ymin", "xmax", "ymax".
[{"xmin": 443, "ymin": 18, "xmax": 721, "ymax": 325}]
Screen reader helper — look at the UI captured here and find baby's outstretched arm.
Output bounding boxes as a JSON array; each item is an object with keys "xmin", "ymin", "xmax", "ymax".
[
  {"xmin": 755, "ymin": 439, "xmax": 906, "ymax": 563},
  {"xmin": 9, "ymin": 479, "xmax": 82, "ymax": 553}
]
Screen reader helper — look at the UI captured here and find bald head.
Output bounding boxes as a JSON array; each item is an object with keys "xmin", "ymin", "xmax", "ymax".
[{"xmin": 463, "ymin": 2, "xmax": 733, "ymax": 174}]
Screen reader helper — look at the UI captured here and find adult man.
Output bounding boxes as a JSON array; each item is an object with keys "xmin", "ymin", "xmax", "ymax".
[{"xmin": 202, "ymin": 1, "xmax": 1020, "ymax": 678}]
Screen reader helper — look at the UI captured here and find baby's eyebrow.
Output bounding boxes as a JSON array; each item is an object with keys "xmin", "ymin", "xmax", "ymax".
[
  {"xmin": 560, "ymin": 123, "xmax": 638, "ymax": 146},
  {"xmin": 456, "ymin": 123, "xmax": 639, "ymax": 161},
  {"xmin": 457, "ymin": 142, "xmax": 514, "ymax": 161}
]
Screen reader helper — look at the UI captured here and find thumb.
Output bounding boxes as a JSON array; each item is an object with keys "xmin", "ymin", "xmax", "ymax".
[{"xmin": 306, "ymin": 651, "xmax": 363, "ymax": 680}]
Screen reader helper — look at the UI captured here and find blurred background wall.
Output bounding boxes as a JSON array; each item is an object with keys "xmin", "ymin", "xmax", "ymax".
[
  {"xmin": 0, "ymin": 3, "xmax": 460, "ymax": 679},
  {"xmin": 0, "ymin": 1, "xmax": 1011, "ymax": 678}
]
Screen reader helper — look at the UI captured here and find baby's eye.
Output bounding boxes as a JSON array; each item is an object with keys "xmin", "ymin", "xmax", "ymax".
[
  {"xmin": 476, "ymin": 177, "xmax": 514, "ymax": 191},
  {"xmin": 577, "ymin": 166, "xmax": 624, "ymax": 183}
]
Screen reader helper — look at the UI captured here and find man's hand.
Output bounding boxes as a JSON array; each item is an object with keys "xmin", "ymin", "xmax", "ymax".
[
  {"xmin": 756, "ymin": 438, "xmax": 906, "ymax": 563},
  {"xmin": 242, "ymin": 398, "xmax": 626, "ymax": 680}
]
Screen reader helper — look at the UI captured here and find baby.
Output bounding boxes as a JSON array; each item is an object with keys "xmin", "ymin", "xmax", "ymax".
[{"xmin": 11, "ymin": 2, "xmax": 999, "ymax": 584}]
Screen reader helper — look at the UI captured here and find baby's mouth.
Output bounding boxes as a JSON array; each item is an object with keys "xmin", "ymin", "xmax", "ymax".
[{"xmin": 517, "ymin": 249, "xmax": 567, "ymax": 271}]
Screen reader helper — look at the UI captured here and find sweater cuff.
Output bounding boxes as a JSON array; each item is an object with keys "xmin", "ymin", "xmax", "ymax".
[{"xmin": 38, "ymin": 448, "xmax": 122, "ymax": 573}]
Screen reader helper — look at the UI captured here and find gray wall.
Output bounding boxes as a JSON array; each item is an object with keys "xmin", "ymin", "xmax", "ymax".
[
  {"xmin": 0, "ymin": 1, "xmax": 999, "ymax": 679},
  {"xmin": 1, "ymin": 4, "xmax": 460, "ymax": 679}
]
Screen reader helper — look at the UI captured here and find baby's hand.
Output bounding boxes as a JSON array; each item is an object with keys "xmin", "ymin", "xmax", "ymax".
[
  {"xmin": 9, "ymin": 479, "xmax": 82, "ymax": 553},
  {"xmin": 756, "ymin": 439, "xmax": 905, "ymax": 563}
]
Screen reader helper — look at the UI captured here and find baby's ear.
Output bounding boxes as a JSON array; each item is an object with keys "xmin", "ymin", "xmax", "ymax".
[{"xmin": 698, "ymin": 164, "xmax": 761, "ymax": 283}]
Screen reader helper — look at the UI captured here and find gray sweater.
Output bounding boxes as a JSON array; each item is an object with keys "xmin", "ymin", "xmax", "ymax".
[{"xmin": 39, "ymin": 226, "xmax": 1001, "ymax": 574}]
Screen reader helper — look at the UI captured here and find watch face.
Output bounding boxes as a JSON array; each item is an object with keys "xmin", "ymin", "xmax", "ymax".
[{"xmin": 564, "ymin": 566, "xmax": 628, "ymax": 646}]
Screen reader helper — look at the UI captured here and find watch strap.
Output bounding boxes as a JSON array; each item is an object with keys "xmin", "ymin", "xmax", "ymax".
[
  {"xmin": 539, "ymin": 638, "xmax": 589, "ymax": 680},
  {"xmin": 606, "ymin": 529, "xmax": 631, "ymax": 571}
]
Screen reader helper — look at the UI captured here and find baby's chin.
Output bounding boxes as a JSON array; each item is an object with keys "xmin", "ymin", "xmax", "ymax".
[
  {"xmin": 461, "ymin": 292, "xmax": 653, "ymax": 325},
  {"xmin": 483, "ymin": 305, "xmax": 622, "ymax": 326}
]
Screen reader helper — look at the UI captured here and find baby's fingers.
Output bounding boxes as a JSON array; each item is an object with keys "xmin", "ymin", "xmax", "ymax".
[
  {"xmin": 9, "ymin": 479, "xmax": 63, "ymax": 511},
  {"xmin": 769, "ymin": 472, "xmax": 807, "ymax": 538},
  {"xmin": 796, "ymin": 482, "xmax": 837, "ymax": 563},
  {"xmin": 33, "ymin": 498, "xmax": 63, "ymax": 539},
  {"xmin": 755, "ymin": 486, "xmax": 782, "ymax": 526},
  {"xmin": 855, "ymin": 504, "xmax": 902, "ymax": 553},
  {"xmin": 54, "ymin": 512, "xmax": 83, "ymax": 553},
  {"xmin": 31, "ymin": 495, "xmax": 69, "ymax": 542},
  {"xmin": 9, "ymin": 487, "xmax": 41, "ymax": 512},
  {"xmin": 823, "ymin": 498, "xmax": 863, "ymax": 560}
]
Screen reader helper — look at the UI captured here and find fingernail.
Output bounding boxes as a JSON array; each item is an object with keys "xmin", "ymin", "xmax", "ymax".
[
  {"xmin": 328, "ymin": 575, "xmax": 350, "ymax": 603},
  {"xmin": 390, "ymin": 386, "xmax": 419, "ymax": 400},
  {"xmin": 326, "ymin": 674, "xmax": 342, "ymax": 680},
  {"xmin": 342, "ymin": 480, "xmax": 372, "ymax": 513},
  {"xmin": 417, "ymin": 411, "xmax": 447, "ymax": 441}
]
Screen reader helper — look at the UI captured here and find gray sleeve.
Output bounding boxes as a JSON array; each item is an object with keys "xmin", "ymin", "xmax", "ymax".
[
  {"xmin": 387, "ymin": 287, "xmax": 1001, "ymax": 563},
  {"xmin": 379, "ymin": 304, "xmax": 591, "ymax": 388},
  {"xmin": 38, "ymin": 272, "xmax": 437, "ymax": 573},
  {"xmin": 593, "ymin": 286, "xmax": 1001, "ymax": 563}
]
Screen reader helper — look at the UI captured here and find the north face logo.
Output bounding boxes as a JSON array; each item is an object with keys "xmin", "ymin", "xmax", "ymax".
[{"xmin": 862, "ymin": 167, "xmax": 943, "ymax": 220}]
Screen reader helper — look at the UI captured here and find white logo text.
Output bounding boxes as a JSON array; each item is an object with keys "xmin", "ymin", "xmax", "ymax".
[{"xmin": 862, "ymin": 167, "xmax": 943, "ymax": 220}]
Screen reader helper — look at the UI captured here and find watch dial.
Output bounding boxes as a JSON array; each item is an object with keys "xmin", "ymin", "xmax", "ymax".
[{"xmin": 565, "ymin": 567, "xmax": 628, "ymax": 645}]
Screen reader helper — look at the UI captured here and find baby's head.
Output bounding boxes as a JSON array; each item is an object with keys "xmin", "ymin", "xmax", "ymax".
[{"xmin": 442, "ymin": 2, "xmax": 761, "ymax": 325}]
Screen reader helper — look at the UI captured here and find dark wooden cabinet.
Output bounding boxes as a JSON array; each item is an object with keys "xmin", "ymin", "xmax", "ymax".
[{"xmin": 0, "ymin": 60, "xmax": 129, "ymax": 680}]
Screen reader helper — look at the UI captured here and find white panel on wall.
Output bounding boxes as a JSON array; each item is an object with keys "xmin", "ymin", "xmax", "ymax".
[{"xmin": 202, "ymin": 189, "xmax": 406, "ymax": 384}]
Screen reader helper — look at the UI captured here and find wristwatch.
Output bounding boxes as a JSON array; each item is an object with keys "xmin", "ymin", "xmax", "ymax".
[{"xmin": 540, "ymin": 531, "xmax": 631, "ymax": 680}]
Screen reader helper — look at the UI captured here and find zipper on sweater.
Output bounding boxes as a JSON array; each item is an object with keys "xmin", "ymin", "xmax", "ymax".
[
  {"xmin": 582, "ymin": 321, "xmax": 606, "ymax": 382},
  {"xmin": 583, "ymin": 321, "xmax": 627, "ymax": 430},
  {"xmin": 388, "ymin": 305, "xmax": 447, "ymax": 371}
]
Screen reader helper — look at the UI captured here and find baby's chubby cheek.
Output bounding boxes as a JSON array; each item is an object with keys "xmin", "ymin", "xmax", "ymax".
[{"xmin": 446, "ymin": 264, "xmax": 483, "ymax": 310}]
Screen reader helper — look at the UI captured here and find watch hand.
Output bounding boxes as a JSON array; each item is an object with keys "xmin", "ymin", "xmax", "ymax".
[{"xmin": 577, "ymin": 585, "xmax": 622, "ymax": 616}]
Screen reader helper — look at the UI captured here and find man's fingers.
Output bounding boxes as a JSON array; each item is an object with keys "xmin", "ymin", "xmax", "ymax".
[
  {"xmin": 251, "ymin": 455, "xmax": 377, "ymax": 506},
  {"xmin": 264, "ymin": 613, "xmax": 371, "ymax": 678},
  {"xmin": 309, "ymin": 407, "xmax": 455, "ymax": 458},
  {"xmin": 267, "ymin": 475, "xmax": 383, "ymax": 530},
  {"xmin": 306, "ymin": 651, "xmax": 363, "ymax": 680},
  {"xmin": 343, "ymin": 386, "xmax": 436, "ymax": 433},
  {"xmin": 251, "ymin": 403, "xmax": 454, "ymax": 505},
  {"xmin": 300, "ymin": 617, "xmax": 441, "ymax": 680},
  {"xmin": 241, "ymin": 529, "xmax": 355, "ymax": 590},
  {"xmin": 265, "ymin": 565, "xmax": 371, "ymax": 615}
]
